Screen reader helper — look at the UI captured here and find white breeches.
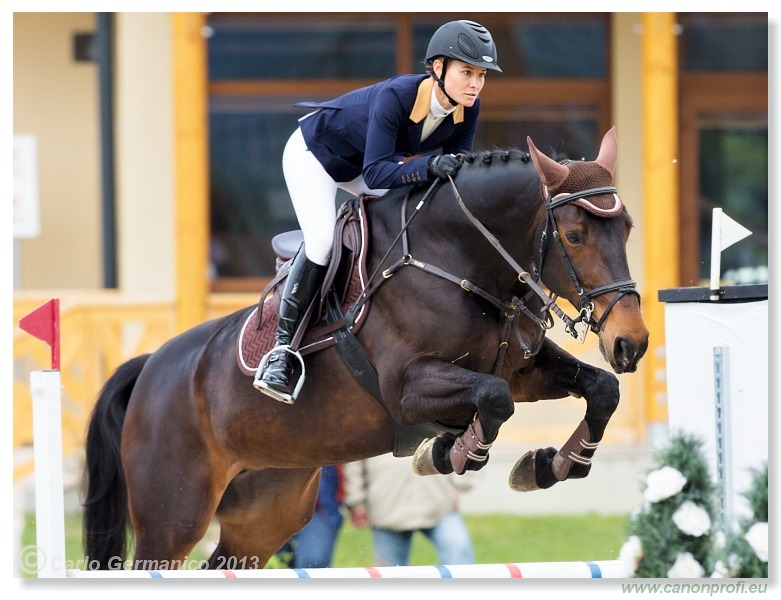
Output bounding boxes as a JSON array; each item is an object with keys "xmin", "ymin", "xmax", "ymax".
[{"xmin": 282, "ymin": 127, "xmax": 387, "ymax": 266}]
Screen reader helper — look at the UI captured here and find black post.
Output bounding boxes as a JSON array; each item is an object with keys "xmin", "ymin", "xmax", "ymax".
[{"xmin": 95, "ymin": 12, "xmax": 117, "ymax": 288}]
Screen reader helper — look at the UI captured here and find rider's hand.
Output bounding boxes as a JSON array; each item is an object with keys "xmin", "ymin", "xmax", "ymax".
[{"xmin": 427, "ymin": 154, "xmax": 461, "ymax": 180}]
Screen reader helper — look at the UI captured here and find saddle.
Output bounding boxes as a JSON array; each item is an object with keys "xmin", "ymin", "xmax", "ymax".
[
  {"xmin": 236, "ymin": 196, "xmax": 370, "ymax": 376},
  {"xmin": 236, "ymin": 194, "xmax": 461, "ymax": 456}
]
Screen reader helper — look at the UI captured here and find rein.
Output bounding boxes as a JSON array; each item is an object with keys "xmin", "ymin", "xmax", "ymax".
[
  {"xmin": 346, "ymin": 165, "xmax": 639, "ymax": 372},
  {"xmin": 449, "ymin": 175, "xmax": 639, "ymax": 343},
  {"xmin": 345, "ymin": 177, "xmax": 540, "ymax": 369},
  {"xmin": 441, "ymin": 177, "xmax": 586, "ymax": 343}
]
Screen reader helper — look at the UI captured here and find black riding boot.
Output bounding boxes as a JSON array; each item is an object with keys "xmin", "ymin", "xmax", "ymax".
[{"xmin": 254, "ymin": 248, "xmax": 326, "ymax": 402}]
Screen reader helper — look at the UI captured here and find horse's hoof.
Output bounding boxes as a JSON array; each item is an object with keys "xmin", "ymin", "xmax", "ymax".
[
  {"xmin": 412, "ymin": 437, "xmax": 439, "ymax": 476},
  {"xmin": 508, "ymin": 450, "xmax": 541, "ymax": 492}
]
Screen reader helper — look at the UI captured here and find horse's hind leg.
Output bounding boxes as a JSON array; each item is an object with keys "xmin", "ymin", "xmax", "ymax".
[
  {"xmin": 209, "ymin": 467, "xmax": 321, "ymax": 569},
  {"xmin": 123, "ymin": 445, "xmax": 226, "ymax": 569},
  {"xmin": 121, "ymin": 395, "xmax": 229, "ymax": 568},
  {"xmin": 507, "ymin": 338, "xmax": 620, "ymax": 491}
]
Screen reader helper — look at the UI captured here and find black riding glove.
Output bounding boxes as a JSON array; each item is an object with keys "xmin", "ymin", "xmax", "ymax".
[{"xmin": 427, "ymin": 154, "xmax": 461, "ymax": 180}]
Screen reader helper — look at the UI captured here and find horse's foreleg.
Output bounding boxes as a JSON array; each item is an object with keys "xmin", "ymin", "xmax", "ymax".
[
  {"xmin": 399, "ymin": 356, "xmax": 515, "ymax": 477},
  {"xmin": 507, "ymin": 338, "xmax": 620, "ymax": 492}
]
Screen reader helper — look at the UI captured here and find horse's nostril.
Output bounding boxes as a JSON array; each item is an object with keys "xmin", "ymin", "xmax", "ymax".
[{"xmin": 613, "ymin": 337, "xmax": 633, "ymax": 367}]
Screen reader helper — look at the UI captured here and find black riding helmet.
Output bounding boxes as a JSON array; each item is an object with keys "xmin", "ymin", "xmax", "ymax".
[
  {"xmin": 425, "ymin": 20, "xmax": 501, "ymax": 106},
  {"xmin": 426, "ymin": 20, "xmax": 501, "ymax": 72}
]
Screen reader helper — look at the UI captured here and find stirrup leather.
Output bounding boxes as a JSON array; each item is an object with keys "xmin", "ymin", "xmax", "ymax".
[{"xmin": 253, "ymin": 345, "xmax": 307, "ymax": 404}]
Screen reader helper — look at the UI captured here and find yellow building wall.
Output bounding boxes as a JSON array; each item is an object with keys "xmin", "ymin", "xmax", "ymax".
[
  {"xmin": 115, "ymin": 13, "xmax": 176, "ymax": 297},
  {"xmin": 13, "ymin": 13, "xmax": 176, "ymax": 296},
  {"xmin": 611, "ymin": 12, "xmax": 649, "ymax": 445},
  {"xmin": 13, "ymin": 12, "xmax": 102, "ymax": 289}
]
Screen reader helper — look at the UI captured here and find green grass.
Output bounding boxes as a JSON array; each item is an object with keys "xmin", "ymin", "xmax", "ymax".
[
  {"xmin": 331, "ymin": 513, "xmax": 630, "ymax": 567},
  {"xmin": 21, "ymin": 511, "xmax": 629, "ymax": 575}
]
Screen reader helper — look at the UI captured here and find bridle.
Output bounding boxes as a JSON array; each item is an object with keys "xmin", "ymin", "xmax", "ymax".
[{"xmin": 535, "ymin": 185, "xmax": 641, "ymax": 342}]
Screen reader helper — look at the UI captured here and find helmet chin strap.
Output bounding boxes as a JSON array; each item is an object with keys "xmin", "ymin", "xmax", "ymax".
[{"xmin": 431, "ymin": 57, "xmax": 459, "ymax": 107}]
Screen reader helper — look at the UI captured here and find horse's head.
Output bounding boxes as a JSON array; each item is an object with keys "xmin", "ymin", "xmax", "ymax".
[{"xmin": 527, "ymin": 128, "xmax": 649, "ymax": 373}]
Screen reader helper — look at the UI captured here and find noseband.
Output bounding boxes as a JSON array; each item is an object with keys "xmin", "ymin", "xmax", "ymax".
[{"xmin": 536, "ymin": 187, "xmax": 641, "ymax": 342}]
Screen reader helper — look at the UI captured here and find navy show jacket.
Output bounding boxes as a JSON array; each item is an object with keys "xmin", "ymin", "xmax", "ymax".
[{"xmin": 295, "ymin": 74, "xmax": 480, "ymax": 190}]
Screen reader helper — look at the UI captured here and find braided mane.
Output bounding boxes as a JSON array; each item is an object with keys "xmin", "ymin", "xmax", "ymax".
[{"xmin": 461, "ymin": 148, "xmax": 531, "ymax": 166}]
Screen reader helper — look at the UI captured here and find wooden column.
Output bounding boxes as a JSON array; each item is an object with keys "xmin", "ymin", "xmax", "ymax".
[
  {"xmin": 642, "ymin": 13, "xmax": 680, "ymax": 435},
  {"xmin": 172, "ymin": 13, "xmax": 209, "ymax": 332}
]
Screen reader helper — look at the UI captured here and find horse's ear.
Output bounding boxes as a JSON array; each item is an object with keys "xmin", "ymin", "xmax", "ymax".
[
  {"xmin": 527, "ymin": 136, "xmax": 569, "ymax": 189},
  {"xmin": 595, "ymin": 127, "xmax": 618, "ymax": 175}
]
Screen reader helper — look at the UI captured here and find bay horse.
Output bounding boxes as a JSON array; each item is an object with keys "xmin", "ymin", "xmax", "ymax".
[{"xmin": 83, "ymin": 128, "xmax": 648, "ymax": 570}]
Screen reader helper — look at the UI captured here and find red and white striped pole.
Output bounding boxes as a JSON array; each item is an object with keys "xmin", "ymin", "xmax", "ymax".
[{"xmin": 19, "ymin": 299, "xmax": 66, "ymax": 578}]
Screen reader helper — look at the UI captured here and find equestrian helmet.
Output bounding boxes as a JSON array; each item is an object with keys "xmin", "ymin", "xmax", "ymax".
[{"xmin": 426, "ymin": 20, "xmax": 501, "ymax": 72}]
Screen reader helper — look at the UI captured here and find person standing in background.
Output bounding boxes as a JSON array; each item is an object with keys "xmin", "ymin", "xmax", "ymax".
[{"xmin": 344, "ymin": 453, "xmax": 476, "ymax": 566}]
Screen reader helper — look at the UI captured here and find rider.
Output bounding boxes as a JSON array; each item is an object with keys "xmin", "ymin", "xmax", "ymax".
[{"xmin": 255, "ymin": 20, "xmax": 502, "ymax": 402}]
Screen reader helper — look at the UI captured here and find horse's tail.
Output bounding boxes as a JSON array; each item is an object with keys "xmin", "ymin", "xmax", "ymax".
[{"xmin": 82, "ymin": 353, "xmax": 151, "ymax": 569}]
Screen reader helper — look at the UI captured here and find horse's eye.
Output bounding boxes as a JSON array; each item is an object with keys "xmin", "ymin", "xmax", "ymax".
[{"xmin": 565, "ymin": 231, "xmax": 582, "ymax": 244}]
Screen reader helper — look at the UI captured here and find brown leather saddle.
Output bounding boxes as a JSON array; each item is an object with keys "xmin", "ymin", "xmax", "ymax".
[{"xmin": 236, "ymin": 196, "xmax": 370, "ymax": 376}]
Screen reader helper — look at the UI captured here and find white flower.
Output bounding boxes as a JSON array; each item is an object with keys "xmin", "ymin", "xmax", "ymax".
[
  {"xmin": 727, "ymin": 552, "xmax": 742, "ymax": 572},
  {"xmin": 618, "ymin": 535, "xmax": 643, "ymax": 576},
  {"xmin": 710, "ymin": 559, "xmax": 733, "ymax": 578},
  {"xmin": 744, "ymin": 522, "xmax": 768, "ymax": 562},
  {"xmin": 672, "ymin": 500, "xmax": 712, "ymax": 536},
  {"xmin": 711, "ymin": 554, "xmax": 740, "ymax": 578},
  {"xmin": 644, "ymin": 466, "xmax": 687, "ymax": 503},
  {"xmin": 667, "ymin": 551, "xmax": 705, "ymax": 578},
  {"xmin": 713, "ymin": 529, "xmax": 726, "ymax": 549}
]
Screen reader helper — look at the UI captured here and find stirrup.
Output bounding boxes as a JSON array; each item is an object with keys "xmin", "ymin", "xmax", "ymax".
[{"xmin": 253, "ymin": 345, "xmax": 307, "ymax": 404}]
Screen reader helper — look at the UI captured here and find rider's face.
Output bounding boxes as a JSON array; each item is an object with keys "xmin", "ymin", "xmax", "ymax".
[{"xmin": 433, "ymin": 59, "xmax": 487, "ymax": 108}]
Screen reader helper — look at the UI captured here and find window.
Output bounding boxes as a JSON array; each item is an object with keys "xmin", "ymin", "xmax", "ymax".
[
  {"xmin": 679, "ymin": 12, "xmax": 768, "ymax": 73},
  {"xmin": 208, "ymin": 16, "xmax": 398, "ymax": 80},
  {"xmin": 678, "ymin": 13, "xmax": 768, "ymax": 286},
  {"xmin": 413, "ymin": 15, "xmax": 608, "ymax": 78}
]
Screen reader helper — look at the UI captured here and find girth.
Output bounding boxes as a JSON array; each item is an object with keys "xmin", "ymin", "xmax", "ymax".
[{"xmin": 324, "ymin": 288, "xmax": 463, "ymax": 457}]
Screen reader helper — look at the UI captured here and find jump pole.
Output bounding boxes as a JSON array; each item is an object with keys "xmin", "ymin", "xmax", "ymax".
[
  {"xmin": 18, "ymin": 299, "xmax": 66, "ymax": 578},
  {"xmin": 67, "ymin": 560, "xmax": 626, "ymax": 578}
]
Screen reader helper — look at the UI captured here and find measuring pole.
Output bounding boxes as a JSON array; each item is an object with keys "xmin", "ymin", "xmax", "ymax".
[
  {"xmin": 712, "ymin": 346, "xmax": 734, "ymax": 528},
  {"xmin": 18, "ymin": 299, "xmax": 66, "ymax": 578}
]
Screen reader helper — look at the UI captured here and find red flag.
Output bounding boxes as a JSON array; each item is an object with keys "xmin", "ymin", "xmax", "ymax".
[{"xmin": 19, "ymin": 299, "xmax": 60, "ymax": 370}]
